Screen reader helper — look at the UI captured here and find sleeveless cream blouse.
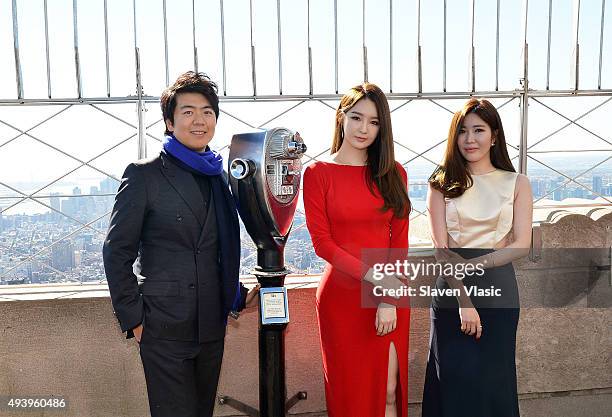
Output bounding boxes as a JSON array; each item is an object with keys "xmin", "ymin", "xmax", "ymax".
[{"xmin": 445, "ymin": 169, "xmax": 519, "ymax": 249}]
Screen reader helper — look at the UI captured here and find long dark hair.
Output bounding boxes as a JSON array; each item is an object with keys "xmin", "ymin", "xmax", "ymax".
[
  {"xmin": 429, "ymin": 98, "xmax": 515, "ymax": 198},
  {"xmin": 331, "ymin": 83, "xmax": 411, "ymax": 218}
]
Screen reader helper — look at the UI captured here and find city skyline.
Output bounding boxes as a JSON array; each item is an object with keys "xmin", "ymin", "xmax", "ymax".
[
  {"xmin": 1, "ymin": 160, "xmax": 610, "ymax": 285},
  {"xmin": 1, "ymin": 1, "xmax": 610, "ymax": 286}
]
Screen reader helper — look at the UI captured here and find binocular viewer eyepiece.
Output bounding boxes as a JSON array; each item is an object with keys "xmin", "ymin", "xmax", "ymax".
[{"xmin": 228, "ymin": 128, "xmax": 307, "ymax": 273}]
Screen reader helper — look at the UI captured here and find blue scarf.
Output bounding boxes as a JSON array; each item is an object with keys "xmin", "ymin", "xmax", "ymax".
[
  {"xmin": 162, "ymin": 135, "xmax": 243, "ymax": 315},
  {"xmin": 163, "ymin": 134, "xmax": 223, "ymax": 176}
]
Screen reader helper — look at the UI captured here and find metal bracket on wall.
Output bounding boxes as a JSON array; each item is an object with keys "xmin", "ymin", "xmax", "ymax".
[
  {"xmin": 218, "ymin": 391, "xmax": 307, "ymax": 417},
  {"xmin": 529, "ymin": 226, "xmax": 542, "ymax": 262}
]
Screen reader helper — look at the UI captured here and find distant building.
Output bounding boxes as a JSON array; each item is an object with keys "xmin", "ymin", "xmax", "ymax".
[
  {"xmin": 592, "ymin": 176, "xmax": 603, "ymax": 195},
  {"xmin": 61, "ymin": 198, "xmax": 77, "ymax": 218},
  {"xmin": 100, "ymin": 178, "xmax": 119, "ymax": 213},
  {"xmin": 530, "ymin": 179, "xmax": 545, "ymax": 198},
  {"xmin": 52, "ymin": 241, "xmax": 74, "ymax": 272},
  {"xmin": 570, "ymin": 187, "xmax": 586, "ymax": 199},
  {"xmin": 50, "ymin": 193, "xmax": 61, "ymax": 212},
  {"xmin": 100, "ymin": 178, "xmax": 117, "ymax": 194}
]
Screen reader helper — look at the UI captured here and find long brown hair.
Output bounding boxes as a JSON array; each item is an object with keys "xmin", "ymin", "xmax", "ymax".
[
  {"xmin": 429, "ymin": 98, "xmax": 515, "ymax": 198},
  {"xmin": 331, "ymin": 83, "xmax": 411, "ymax": 218}
]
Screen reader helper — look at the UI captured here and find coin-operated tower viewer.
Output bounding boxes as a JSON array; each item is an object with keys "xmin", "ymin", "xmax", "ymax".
[{"xmin": 223, "ymin": 128, "xmax": 307, "ymax": 417}]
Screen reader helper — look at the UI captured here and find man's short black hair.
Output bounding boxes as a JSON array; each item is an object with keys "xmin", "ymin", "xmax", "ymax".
[{"xmin": 160, "ymin": 72, "xmax": 220, "ymax": 136}]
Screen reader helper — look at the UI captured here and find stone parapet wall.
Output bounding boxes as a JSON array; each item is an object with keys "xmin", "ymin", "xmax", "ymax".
[{"xmin": 0, "ymin": 212, "xmax": 610, "ymax": 416}]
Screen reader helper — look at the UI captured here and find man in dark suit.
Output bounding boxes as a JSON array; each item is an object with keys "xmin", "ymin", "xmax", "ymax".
[{"xmin": 103, "ymin": 72, "xmax": 257, "ymax": 417}]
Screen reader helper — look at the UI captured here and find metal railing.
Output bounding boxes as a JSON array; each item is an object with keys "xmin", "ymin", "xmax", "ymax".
[{"xmin": 0, "ymin": 0, "xmax": 610, "ymax": 286}]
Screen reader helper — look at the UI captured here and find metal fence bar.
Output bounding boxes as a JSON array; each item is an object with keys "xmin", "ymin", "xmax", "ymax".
[
  {"xmin": 132, "ymin": 0, "xmax": 138, "ymax": 62},
  {"xmin": 518, "ymin": 0, "xmax": 529, "ymax": 174},
  {"xmin": 44, "ymin": 0, "xmax": 52, "ymax": 98},
  {"xmin": 389, "ymin": 0, "xmax": 393, "ymax": 92},
  {"xmin": 598, "ymin": 0, "xmax": 606, "ymax": 89},
  {"xmin": 0, "ymin": 3, "xmax": 610, "ymax": 103},
  {"xmin": 307, "ymin": 0, "xmax": 313, "ymax": 95},
  {"xmin": 523, "ymin": 0, "xmax": 529, "ymax": 44},
  {"xmin": 402, "ymin": 137, "xmax": 446, "ymax": 166},
  {"xmin": 546, "ymin": 0, "xmax": 552, "ymax": 90},
  {"xmin": 431, "ymin": 97, "xmax": 520, "ymax": 126},
  {"xmin": 89, "ymin": 104, "xmax": 139, "ymax": 130},
  {"xmin": 256, "ymin": 101, "xmax": 305, "ymax": 128},
  {"xmin": 219, "ymin": 109, "xmax": 258, "ymax": 130},
  {"xmin": 302, "ymin": 147, "xmax": 332, "ymax": 165},
  {"xmin": 11, "ymin": 0, "xmax": 23, "ymax": 99},
  {"xmin": 317, "ymin": 99, "xmax": 336, "ymax": 110},
  {"xmin": 428, "ymin": 98, "xmax": 454, "ymax": 114},
  {"xmin": 3, "ymin": 89, "xmax": 612, "ymax": 106},
  {"xmin": 302, "ymin": 149, "xmax": 331, "ymax": 165},
  {"xmin": 529, "ymin": 149, "xmax": 611, "ymax": 153},
  {"xmin": 527, "ymin": 97, "xmax": 612, "ymax": 150},
  {"xmin": 396, "ymin": 141, "xmax": 440, "ymax": 167},
  {"xmin": 390, "ymin": 99, "xmax": 413, "ymax": 114},
  {"xmin": 136, "ymin": 48, "xmax": 146, "ymax": 159},
  {"xmin": 526, "ymin": 89, "xmax": 612, "ymax": 97},
  {"xmin": 443, "ymin": 0, "xmax": 447, "ymax": 92},
  {"xmin": 0, "ymin": 127, "xmax": 134, "ymax": 214},
  {"xmin": 220, "ymin": 0, "xmax": 227, "ymax": 95},
  {"xmin": 162, "ymin": 0, "xmax": 169, "ymax": 87},
  {"xmin": 529, "ymin": 97, "xmax": 612, "ymax": 147},
  {"xmin": 249, "ymin": 0, "xmax": 256, "ymax": 96},
  {"xmin": 0, "ymin": 116, "xmax": 127, "ymax": 182},
  {"xmin": 0, "ymin": 106, "xmax": 72, "ymax": 150},
  {"xmin": 277, "ymin": 0, "xmax": 283, "ymax": 94},
  {"xmin": 3, "ymin": 2, "xmax": 612, "ymax": 286},
  {"xmin": 572, "ymin": 0, "xmax": 581, "ymax": 90},
  {"xmin": 519, "ymin": 69, "xmax": 528, "ymax": 174},
  {"xmin": 0, "ymin": 193, "xmax": 117, "ymax": 199},
  {"xmin": 72, "ymin": 0, "xmax": 82, "ymax": 98},
  {"xmin": 192, "ymin": 0, "xmax": 197, "ymax": 72},
  {"xmin": 470, "ymin": 0, "xmax": 476, "ymax": 92},
  {"xmin": 334, "ymin": 0, "xmax": 338, "ymax": 94},
  {"xmin": 103, "ymin": 0, "xmax": 110, "ymax": 97},
  {"xmin": 146, "ymin": 117, "xmax": 163, "ymax": 129},
  {"xmin": 496, "ymin": 0, "xmax": 500, "ymax": 90},
  {"xmin": 362, "ymin": 0, "xmax": 367, "ymax": 82},
  {"xmin": 417, "ymin": 0, "xmax": 422, "ymax": 93}
]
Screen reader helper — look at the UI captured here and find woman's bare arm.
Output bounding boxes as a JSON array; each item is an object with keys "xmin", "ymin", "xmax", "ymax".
[{"xmin": 427, "ymin": 185, "xmax": 474, "ymax": 308}]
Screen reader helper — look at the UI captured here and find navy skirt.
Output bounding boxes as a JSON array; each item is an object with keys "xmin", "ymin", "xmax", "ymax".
[{"xmin": 421, "ymin": 249, "xmax": 520, "ymax": 417}]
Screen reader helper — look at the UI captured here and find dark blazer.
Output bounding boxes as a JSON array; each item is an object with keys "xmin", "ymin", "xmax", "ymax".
[{"xmin": 103, "ymin": 153, "xmax": 243, "ymax": 342}]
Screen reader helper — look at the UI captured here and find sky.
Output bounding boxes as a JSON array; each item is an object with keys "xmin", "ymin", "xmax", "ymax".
[
  {"xmin": 0, "ymin": 0, "xmax": 611, "ymax": 215},
  {"xmin": 2, "ymin": 0, "xmax": 610, "ymax": 98}
]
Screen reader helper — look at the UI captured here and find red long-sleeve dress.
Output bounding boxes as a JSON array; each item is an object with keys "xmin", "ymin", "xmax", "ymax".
[{"xmin": 303, "ymin": 161, "xmax": 410, "ymax": 417}]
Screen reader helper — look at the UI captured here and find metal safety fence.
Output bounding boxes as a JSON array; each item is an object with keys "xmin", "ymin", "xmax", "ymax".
[{"xmin": 0, "ymin": 0, "xmax": 610, "ymax": 286}]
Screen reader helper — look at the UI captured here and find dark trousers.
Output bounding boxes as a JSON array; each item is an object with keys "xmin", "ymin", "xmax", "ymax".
[{"xmin": 139, "ymin": 330, "xmax": 225, "ymax": 417}]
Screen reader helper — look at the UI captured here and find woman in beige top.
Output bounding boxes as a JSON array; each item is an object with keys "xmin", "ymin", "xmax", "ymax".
[{"xmin": 421, "ymin": 99, "xmax": 532, "ymax": 417}]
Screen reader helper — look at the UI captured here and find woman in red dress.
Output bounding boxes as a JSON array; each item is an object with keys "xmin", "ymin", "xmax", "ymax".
[{"xmin": 303, "ymin": 83, "xmax": 411, "ymax": 417}]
